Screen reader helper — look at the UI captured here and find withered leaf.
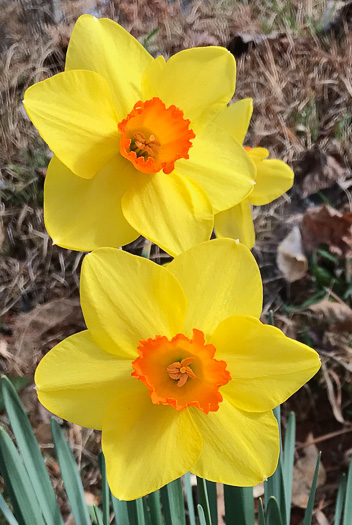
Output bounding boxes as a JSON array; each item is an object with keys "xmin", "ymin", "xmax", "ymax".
[
  {"xmin": 292, "ymin": 434, "xmax": 326, "ymax": 508},
  {"xmin": 301, "ymin": 204, "xmax": 352, "ymax": 256},
  {"xmin": 309, "ymin": 299, "xmax": 352, "ymax": 332},
  {"xmin": 296, "ymin": 150, "xmax": 348, "ymax": 198},
  {"xmin": 277, "ymin": 226, "xmax": 308, "ymax": 282}
]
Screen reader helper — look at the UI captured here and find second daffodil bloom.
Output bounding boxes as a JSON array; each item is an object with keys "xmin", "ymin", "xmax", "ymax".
[
  {"xmin": 23, "ymin": 14, "xmax": 256, "ymax": 256},
  {"xmin": 214, "ymin": 98, "xmax": 294, "ymax": 248},
  {"xmin": 35, "ymin": 239, "xmax": 320, "ymax": 500}
]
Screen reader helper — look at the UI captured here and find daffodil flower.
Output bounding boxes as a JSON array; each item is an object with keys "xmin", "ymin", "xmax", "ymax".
[
  {"xmin": 35, "ymin": 239, "xmax": 320, "ymax": 500},
  {"xmin": 23, "ymin": 15, "xmax": 257, "ymax": 256},
  {"xmin": 214, "ymin": 99, "xmax": 294, "ymax": 247}
]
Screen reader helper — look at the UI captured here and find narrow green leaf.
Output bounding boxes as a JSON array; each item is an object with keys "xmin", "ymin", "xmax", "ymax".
[
  {"xmin": 303, "ymin": 452, "xmax": 321, "ymax": 525},
  {"xmin": 50, "ymin": 418, "xmax": 91, "ymax": 525},
  {"xmin": 265, "ymin": 406, "xmax": 286, "ymax": 525},
  {"xmin": 343, "ymin": 453, "xmax": 352, "ymax": 525},
  {"xmin": 98, "ymin": 452, "xmax": 110, "ymax": 525},
  {"xmin": 224, "ymin": 485, "xmax": 254, "ymax": 525},
  {"xmin": 184, "ymin": 473, "xmax": 196, "ymax": 525},
  {"xmin": 136, "ymin": 498, "xmax": 146, "ymax": 525},
  {"xmin": 160, "ymin": 485, "xmax": 172, "ymax": 525},
  {"xmin": 258, "ymin": 498, "xmax": 266, "ymax": 525},
  {"xmin": 266, "ymin": 497, "xmax": 283, "ymax": 525},
  {"xmin": 197, "ymin": 505, "xmax": 207, "ymax": 525},
  {"xmin": 111, "ymin": 494, "xmax": 129, "ymax": 525},
  {"xmin": 92, "ymin": 504, "xmax": 104, "ymax": 525},
  {"xmin": 335, "ymin": 473, "xmax": 346, "ymax": 525},
  {"xmin": 167, "ymin": 478, "xmax": 186, "ymax": 525},
  {"xmin": 196, "ymin": 477, "xmax": 212, "ymax": 525},
  {"xmin": 282, "ymin": 412, "xmax": 296, "ymax": 525},
  {"xmin": 142, "ymin": 497, "xmax": 152, "ymax": 525},
  {"xmin": 205, "ymin": 481, "xmax": 217, "ymax": 525},
  {"xmin": 147, "ymin": 490, "xmax": 164, "ymax": 525},
  {"xmin": 126, "ymin": 500, "xmax": 139, "ymax": 524},
  {"xmin": 0, "ymin": 427, "xmax": 45, "ymax": 525},
  {"xmin": 0, "ymin": 492, "xmax": 19, "ymax": 525},
  {"xmin": 0, "ymin": 376, "xmax": 32, "ymax": 413},
  {"xmin": 1, "ymin": 376, "xmax": 63, "ymax": 525}
]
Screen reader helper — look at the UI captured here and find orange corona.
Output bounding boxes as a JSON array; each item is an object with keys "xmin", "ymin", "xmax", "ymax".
[
  {"xmin": 118, "ymin": 97, "xmax": 195, "ymax": 175},
  {"xmin": 132, "ymin": 329, "xmax": 231, "ymax": 413}
]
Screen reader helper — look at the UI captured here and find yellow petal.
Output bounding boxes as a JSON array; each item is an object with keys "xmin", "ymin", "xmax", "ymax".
[
  {"xmin": 212, "ymin": 315, "xmax": 321, "ymax": 412},
  {"xmin": 121, "ymin": 171, "xmax": 213, "ymax": 257},
  {"xmin": 24, "ymin": 70, "xmax": 119, "ymax": 179},
  {"xmin": 247, "ymin": 147, "xmax": 269, "ymax": 164},
  {"xmin": 213, "ymin": 98, "xmax": 253, "ymax": 144},
  {"xmin": 81, "ymin": 248, "xmax": 186, "ymax": 358},
  {"xmin": 176, "ymin": 123, "xmax": 256, "ymax": 213},
  {"xmin": 190, "ymin": 401, "xmax": 279, "ymax": 486},
  {"xmin": 214, "ymin": 200, "xmax": 255, "ymax": 248},
  {"xmin": 35, "ymin": 331, "xmax": 133, "ymax": 429},
  {"xmin": 44, "ymin": 156, "xmax": 138, "ymax": 251},
  {"xmin": 66, "ymin": 14, "xmax": 153, "ymax": 117},
  {"xmin": 102, "ymin": 384, "xmax": 202, "ymax": 500},
  {"xmin": 142, "ymin": 47, "xmax": 236, "ymax": 132},
  {"xmin": 168, "ymin": 239, "xmax": 262, "ymax": 338},
  {"xmin": 249, "ymin": 159, "xmax": 294, "ymax": 206}
]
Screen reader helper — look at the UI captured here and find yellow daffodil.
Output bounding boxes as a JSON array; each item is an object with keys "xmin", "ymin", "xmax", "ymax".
[
  {"xmin": 35, "ymin": 239, "xmax": 320, "ymax": 500},
  {"xmin": 23, "ymin": 15, "xmax": 256, "ymax": 256},
  {"xmin": 214, "ymin": 99, "xmax": 294, "ymax": 248}
]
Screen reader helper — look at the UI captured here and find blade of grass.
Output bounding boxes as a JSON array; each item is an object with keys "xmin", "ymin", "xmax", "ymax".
[
  {"xmin": 143, "ymin": 497, "xmax": 152, "ymax": 525},
  {"xmin": 303, "ymin": 452, "xmax": 321, "ymax": 525},
  {"xmin": 136, "ymin": 499, "xmax": 146, "ymax": 525},
  {"xmin": 167, "ymin": 478, "xmax": 186, "ymax": 525},
  {"xmin": 1, "ymin": 376, "xmax": 63, "ymax": 525},
  {"xmin": 0, "ymin": 427, "xmax": 45, "ymax": 525},
  {"xmin": 205, "ymin": 481, "xmax": 217, "ymax": 525},
  {"xmin": 0, "ymin": 492, "xmax": 19, "ymax": 525},
  {"xmin": 224, "ymin": 485, "xmax": 254, "ymax": 525},
  {"xmin": 266, "ymin": 497, "xmax": 283, "ymax": 525},
  {"xmin": 343, "ymin": 453, "xmax": 352, "ymax": 525},
  {"xmin": 111, "ymin": 494, "xmax": 129, "ymax": 525},
  {"xmin": 147, "ymin": 490, "xmax": 164, "ymax": 525},
  {"xmin": 265, "ymin": 406, "xmax": 286, "ymax": 525},
  {"xmin": 197, "ymin": 477, "xmax": 212, "ymax": 525},
  {"xmin": 198, "ymin": 505, "xmax": 207, "ymax": 525},
  {"xmin": 335, "ymin": 473, "xmax": 346, "ymax": 525},
  {"xmin": 282, "ymin": 412, "xmax": 295, "ymax": 525},
  {"xmin": 50, "ymin": 418, "xmax": 91, "ymax": 525},
  {"xmin": 258, "ymin": 498, "xmax": 266, "ymax": 525},
  {"xmin": 98, "ymin": 452, "xmax": 110, "ymax": 525},
  {"xmin": 184, "ymin": 473, "xmax": 196, "ymax": 525}
]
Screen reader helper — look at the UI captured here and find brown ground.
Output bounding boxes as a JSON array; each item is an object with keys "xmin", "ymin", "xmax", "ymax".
[{"xmin": 1, "ymin": 1, "xmax": 352, "ymax": 523}]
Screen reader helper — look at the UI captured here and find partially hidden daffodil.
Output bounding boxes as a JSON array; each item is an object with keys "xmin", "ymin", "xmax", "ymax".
[
  {"xmin": 214, "ymin": 98, "xmax": 294, "ymax": 248},
  {"xmin": 34, "ymin": 239, "xmax": 320, "ymax": 500},
  {"xmin": 23, "ymin": 14, "xmax": 257, "ymax": 256}
]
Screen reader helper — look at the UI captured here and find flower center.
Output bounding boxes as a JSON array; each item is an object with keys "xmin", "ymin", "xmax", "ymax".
[
  {"xmin": 131, "ymin": 329, "xmax": 231, "ymax": 413},
  {"xmin": 118, "ymin": 97, "xmax": 195, "ymax": 175},
  {"xmin": 166, "ymin": 356, "xmax": 197, "ymax": 387}
]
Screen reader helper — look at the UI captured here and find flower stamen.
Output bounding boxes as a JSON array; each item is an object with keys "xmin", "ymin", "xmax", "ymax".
[{"xmin": 166, "ymin": 356, "xmax": 196, "ymax": 387}]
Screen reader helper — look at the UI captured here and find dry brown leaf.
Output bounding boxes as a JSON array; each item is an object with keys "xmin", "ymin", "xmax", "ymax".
[
  {"xmin": 309, "ymin": 299, "xmax": 352, "ymax": 332},
  {"xmin": 277, "ymin": 226, "xmax": 308, "ymax": 282},
  {"xmin": 297, "ymin": 150, "xmax": 348, "ymax": 198},
  {"xmin": 292, "ymin": 433, "xmax": 326, "ymax": 508},
  {"xmin": 301, "ymin": 204, "xmax": 352, "ymax": 256}
]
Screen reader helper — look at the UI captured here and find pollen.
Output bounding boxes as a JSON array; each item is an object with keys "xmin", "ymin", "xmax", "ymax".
[
  {"xmin": 131, "ymin": 329, "xmax": 231, "ymax": 413},
  {"xmin": 166, "ymin": 356, "xmax": 196, "ymax": 387},
  {"xmin": 118, "ymin": 97, "xmax": 195, "ymax": 175}
]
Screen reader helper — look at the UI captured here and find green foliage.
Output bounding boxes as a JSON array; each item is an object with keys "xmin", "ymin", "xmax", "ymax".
[{"xmin": 0, "ymin": 375, "xmax": 352, "ymax": 524}]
